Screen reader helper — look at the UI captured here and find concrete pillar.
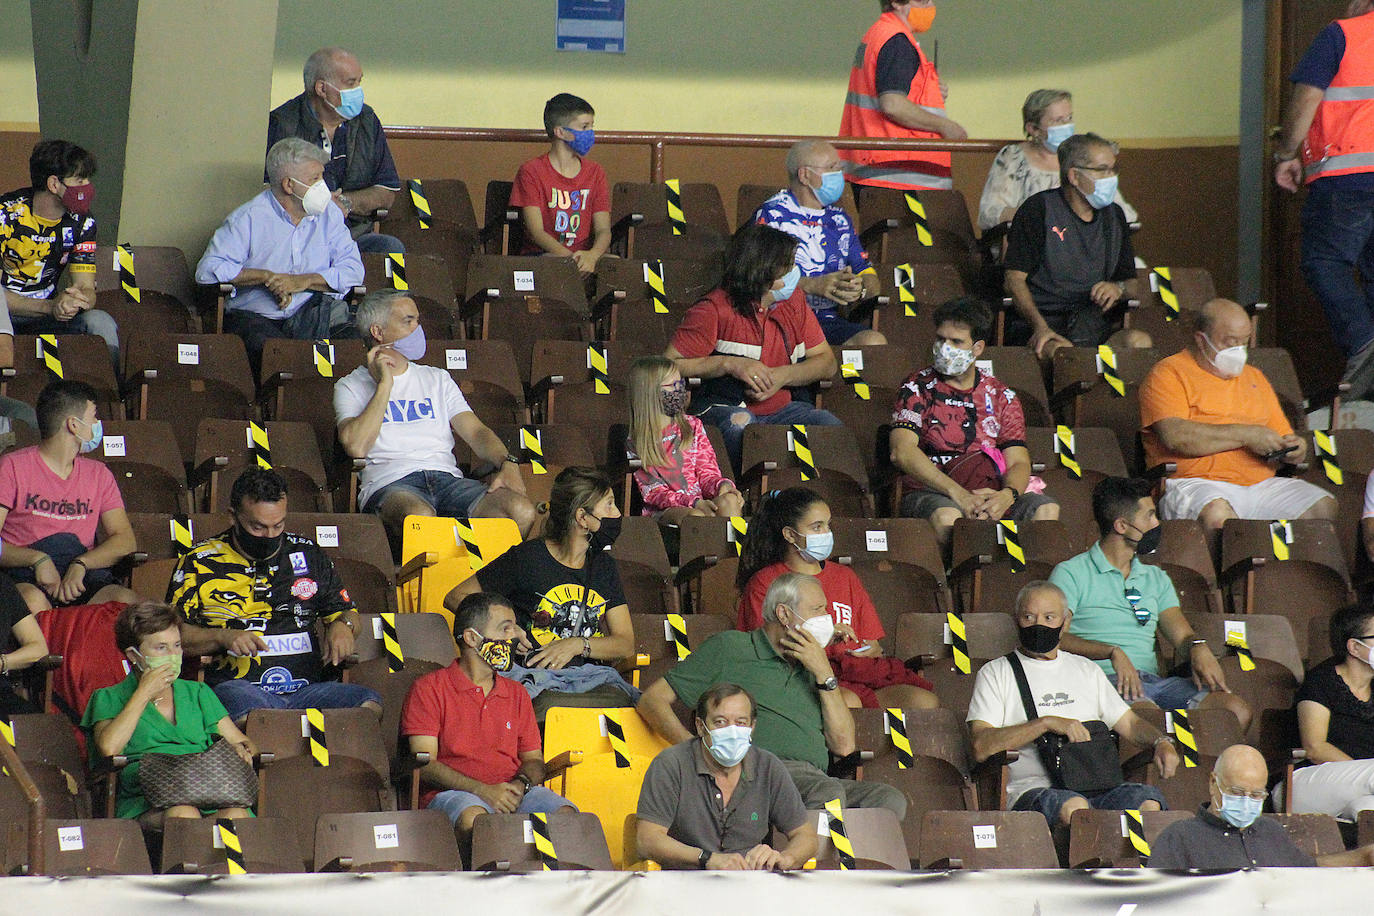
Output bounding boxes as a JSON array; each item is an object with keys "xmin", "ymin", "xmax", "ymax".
[{"xmin": 31, "ymin": 0, "xmax": 278, "ymax": 256}]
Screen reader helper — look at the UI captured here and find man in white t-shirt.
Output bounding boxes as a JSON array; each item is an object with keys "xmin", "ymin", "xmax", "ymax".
[
  {"xmin": 335, "ymin": 290, "xmax": 538, "ymax": 543},
  {"xmin": 967, "ymin": 580, "xmax": 1179, "ymax": 825}
]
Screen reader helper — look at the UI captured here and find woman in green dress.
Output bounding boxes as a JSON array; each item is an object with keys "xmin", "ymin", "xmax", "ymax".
[{"xmin": 83, "ymin": 601, "xmax": 256, "ymax": 825}]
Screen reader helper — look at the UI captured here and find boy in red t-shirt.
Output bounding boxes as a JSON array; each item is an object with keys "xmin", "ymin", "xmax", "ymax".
[{"xmin": 510, "ymin": 93, "xmax": 611, "ymax": 274}]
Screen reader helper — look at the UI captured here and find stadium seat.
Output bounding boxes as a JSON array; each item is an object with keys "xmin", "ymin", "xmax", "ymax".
[
  {"xmin": 1022, "ymin": 425, "xmax": 1129, "ymax": 547},
  {"xmin": 13, "ymin": 818, "xmax": 152, "ymax": 875},
  {"xmin": 1141, "ymin": 519, "xmax": 1224, "ymax": 618},
  {"xmin": 949, "ymin": 518, "xmax": 1078, "ymax": 614},
  {"xmin": 674, "ymin": 515, "xmax": 744, "ymax": 617},
  {"xmin": 1292, "ymin": 428, "xmax": 1374, "ymax": 580},
  {"xmin": 611, "ymin": 180, "xmax": 729, "ymax": 261},
  {"xmin": 92, "ymin": 244, "xmax": 197, "ymax": 363},
  {"xmin": 354, "ymin": 611, "xmax": 457, "ymax": 668},
  {"xmin": 1128, "ymin": 707, "xmax": 1245, "ymax": 783},
  {"xmin": 842, "ymin": 559, "xmax": 947, "ymax": 651},
  {"xmin": 344, "ymin": 656, "xmax": 444, "ymax": 778},
  {"xmin": 866, "ymin": 261, "xmax": 966, "ymax": 353},
  {"xmin": 629, "ymin": 612, "xmax": 732, "ymax": 689},
  {"xmin": 1066, "ymin": 808, "xmax": 1153, "ymax": 868},
  {"xmin": 592, "ymin": 256, "xmax": 722, "ymax": 350},
  {"xmin": 1049, "ymin": 347, "xmax": 1159, "ymax": 477},
  {"xmin": 1125, "ymin": 266, "xmax": 1221, "ymax": 355},
  {"xmin": 258, "ymin": 337, "xmax": 368, "ymax": 470},
  {"xmin": 314, "ymin": 810, "xmax": 463, "ymax": 872},
  {"xmin": 461, "ymin": 254, "xmax": 592, "ymax": 383},
  {"xmin": 831, "ymin": 517, "xmax": 952, "ymax": 620},
  {"xmin": 855, "ymin": 188, "xmax": 979, "ymax": 258},
  {"xmin": 493, "ymin": 422, "xmax": 596, "ymax": 508},
  {"xmin": 969, "ymin": 346, "xmax": 1052, "ymax": 429},
  {"xmin": 126, "ymin": 332, "xmax": 256, "ymax": 463},
  {"xmin": 258, "ymin": 754, "xmax": 394, "ymax": 871},
  {"xmin": 1248, "ymin": 348, "xmax": 1313, "ymax": 434},
  {"xmin": 414, "ymin": 337, "xmax": 528, "ymax": 429},
  {"xmin": 481, "ymin": 179, "xmax": 523, "ymax": 255},
  {"xmin": 194, "ymin": 418, "xmax": 331, "ymax": 512},
  {"xmin": 528, "ymin": 338, "xmax": 642, "ymax": 436},
  {"xmin": 469, "ymin": 809, "xmax": 614, "ymax": 871},
  {"xmin": 787, "ymin": 807, "xmax": 910, "ymax": 870},
  {"xmin": 610, "ymin": 516, "xmax": 679, "ymax": 615},
  {"xmin": 1215, "ymin": 655, "xmax": 1300, "ymax": 763},
  {"xmin": 3, "ymin": 333, "xmax": 121, "ymax": 420},
  {"xmin": 920, "ymin": 658, "xmax": 988, "ymax": 720},
  {"xmin": 381, "ymin": 177, "xmax": 481, "ymax": 260},
  {"xmin": 739, "ymin": 424, "xmax": 872, "ymax": 519},
  {"xmin": 397, "ymin": 515, "xmax": 521, "ymax": 619},
  {"xmin": 361, "ymin": 251, "xmax": 460, "ymax": 337},
  {"xmin": 894, "ymin": 612, "xmax": 1017, "ymax": 663},
  {"xmin": 246, "ymin": 707, "xmax": 392, "ymax": 785},
  {"xmin": 918, "ymin": 810, "xmax": 1058, "ymax": 869},
  {"xmin": 161, "ymin": 815, "xmax": 306, "ymax": 874},
  {"xmin": 817, "ymin": 379, "xmax": 902, "ymax": 479},
  {"xmin": 1146, "ymin": 753, "xmax": 1217, "ymax": 812},
  {"xmin": 288, "ymin": 512, "xmax": 399, "ymax": 616},
  {"xmin": 87, "ymin": 419, "xmax": 194, "ymax": 515},
  {"xmin": 1179, "ymin": 613, "xmax": 1304, "ymax": 682}
]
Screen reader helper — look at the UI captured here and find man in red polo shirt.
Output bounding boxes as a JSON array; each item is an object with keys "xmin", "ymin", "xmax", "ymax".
[
  {"xmin": 666, "ymin": 223, "xmax": 841, "ymax": 472},
  {"xmin": 402, "ymin": 591, "xmax": 574, "ymax": 846}
]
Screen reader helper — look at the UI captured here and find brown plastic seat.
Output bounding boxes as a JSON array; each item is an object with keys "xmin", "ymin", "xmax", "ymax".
[
  {"xmin": 126, "ymin": 332, "xmax": 256, "ymax": 463},
  {"xmin": 1215, "ymin": 656, "xmax": 1300, "ymax": 759},
  {"xmin": 1218, "ymin": 518, "xmax": 1353, "ymax": 660},
  {"xmin": 493, "ymin": 423, "xmax": 596, "ymax": 508},
  {"xmin": 831, "ymin": 517, "xmax": 952, "ymax": 625},
  {"xmin": 381, "ymin": 178, "xmax": 480, "ymax": 260},
  {"xmin": 343, "ymin": 656, "xmax": 444, "ymax": 775},
  {"xmin": 739, "ymin": 424, "xmax": 872, "ymax": 518},
  {"xmin": 1248, "ymin": 348, "xmax": 1310, "ymax": 434},
  {"xmin": 1142, "ymin": 519, "xmax": 1223, "ymax": 618},
  {"xmin": 611, "ymin": 181, "xmax": 729, "ymax": 261},
  {"xmin": 1145, "ymin": 755, "xmax": 1220, "ymax": 814},
  {"xmin": 918, "ymin": 810, "xmax": 1058, "ymax": 869},
  {"xmin": 461, "ymin": 255, "xmax": 592, "ymax": 383},
  {"xmin": 19, "ymin": 817, "xmax": 152, "ymax": 875},
  {"xmin": 361, "ymin": 251, "xmax": 458, "ymax": 337},
  {"xmin": 354, "ymin": 611, "xmax": 458, "ymax": 667},
  {"xmin": 84, "ymin": 419, "xmax": 193, "ymax": 515},
  {"xmin": 919, "ymin": 657, "xmax": 988, "ymax": 719},
  {"xmin": 894, "ymin": 612, "xmax": 1017, "ymax": 663},
  {"xmin": 867, "ymin": 261, "xmax": 968, "ymax": 355},
  {"xmin": 258, "ymin": 337, "xmax": 368, "ymax": 471},
  {"xmin": 527, "ymin": 338, "xmax": 645, "ymax": 435},
  {"xmin": 1293, "ymin": 428, "xmax": 1374, "ymax": 579},
  {"xmin": 856, "ymin": 188, "xmax": 979, "ymax": 255},
  {"xmin": 160, "ymin": 815, "xmax": 306, "ymax": 874},
  {"xmin": 610, "ymin": 517, "xmax": 678, "ymax": 615},
  {"xmin": 1122, "ymin": 267, "xmax": 1221, "ymax": 355},
  {"xmin": 1022, "ymin": 425, "xmax": 1130, "ymax": 546},
  {"xmin": 2, "ymin": 334, "xmax": 121, "ymax": 420},
  {"xmin": 413, "ymin": 337, "xmax": 528, "ymax": 428},
  {"xmin": 1131, "ymin": 706, "xmax": 1245, "ymax": 759},
  {"xmin": 1067, "ymin": 808, "xmax": 1148, "ymax": 868},
  {"xmin": 469, "ymin": 809, "xmax": 613, "ymax": 871},
  {"xmin": 818, "ymin": 380, "xmax": 903, "ymax": 477},
  {"xmin": 592, "ymin": 256, "xmax": 723, "ymax": 350},
  {"xmin": 481, "ymin": 179, "xmax": 523, "ymax": 255},
  {"xmin": 949, "ymin": 518, "xmax": 1078, "ymax": 614},
  {"xmin": 782, "ymin": 807, "xmax": 910, "ymax": 870},
  {"xmin": 1139, "ymin": 808, "xmax": 1201, "ymax": 846},
  {"xmin": 92, "ymin": 244, "xmax": 197, "ymax": 363},
  {"xmin": 8, "ymin": 713, "xmax": 88, "ymax": 788},
  {"xmin": 246, "ymin": 707, "xmax": 391, "ymax": 783},
  {"xmin": 257, "ymin": 754, "xmax": 394, "ymax": 870},
  {"xmin": 285, "ymin": 512, "xmax": 397, "ymax": 615},
  {"xmin": 1050, "ymin": 345, "xmax": 1160, "ymax": 473},
  {"xmin": 194, "ymin": 418, "xmax": 331, "ymax": 512},
  {"xmin": 1179, "ymin": 613, "xmax": 1304, "ymax": 682},
  {"xmin": 974, "ymin": 346, "xmax": 1053, "ymax": 429},
  {"xmin": 0, "ymin": 759, "xmax": 87, "ymax": 827},
  {"xmin": 674, "ymin": 515, "xmax": 744, "ymax": 617},
  {"xmin": 629, "ymin": 612, "xmax": 732, "ymax": 689},
  {"xmin": 314, "ymin": 809, "xmax": 462, "ymax": 872},
  {"xmin": 841, "ymin": 559, "xmax": 946, "ymax": 651}
]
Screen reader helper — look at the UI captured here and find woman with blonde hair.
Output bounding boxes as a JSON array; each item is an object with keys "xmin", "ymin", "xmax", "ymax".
[{"xmin": 627, "ymin": 356, "xmax": 743, "ymax": 524}]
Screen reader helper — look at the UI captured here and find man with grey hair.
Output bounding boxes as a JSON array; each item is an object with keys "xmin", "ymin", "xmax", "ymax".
[
  {"xmin": 1151, "ymin": 744, "xmax": 1374, "ymax": 867},
  {"xmin": 638, "ymin": 571, "xmax": 906, "ymax": 818},
  {"xmin": 753, "ymin": 140, "xmax": 885, "ymax": 346},
  {"xmin": 197, "ymin": 137, "xmax": 364, "ymax": 371},
  {"xmin": 267, "ymin": 47, "xmax": 403, "ymax": 254},
  {"xmin": 334, "ymin": 290, "xmax": 536, "ymax": 544},
  {"xmin": 968, "ymin": 580, "xmax": 1177, "ymax": 826},
  {"xmin": 1004, "ymin": 132, "xmax": 1149, "ymax": 358},
  {"xmin": 1139, "ymin": 297, "xmax": 1336, "ymax": 532}
]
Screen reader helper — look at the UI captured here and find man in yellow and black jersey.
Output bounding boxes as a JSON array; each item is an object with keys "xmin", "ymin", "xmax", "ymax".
[
  {"xmin": 0, "ymin": 140, "xmax": 119, "ymax": 361},
  {"xmin": 170, "ymin": 468, "xmax": 381, "ymax": 723}
]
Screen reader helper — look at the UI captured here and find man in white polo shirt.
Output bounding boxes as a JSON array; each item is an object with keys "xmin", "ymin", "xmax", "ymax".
[{"xmin": 335, "ymin": 290, "xmax": 538, "ymax": 545}]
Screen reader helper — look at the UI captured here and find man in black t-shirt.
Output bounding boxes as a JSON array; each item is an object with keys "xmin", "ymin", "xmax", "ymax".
[{"xmin": 1004, "ymin": 133, "xmax": 1150, "ymax": 358}]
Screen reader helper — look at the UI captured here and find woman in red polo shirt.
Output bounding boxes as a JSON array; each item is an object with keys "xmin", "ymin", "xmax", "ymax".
[{"xmin": 665, "ymin": 223, "xmax": 841, "ymax": 472}]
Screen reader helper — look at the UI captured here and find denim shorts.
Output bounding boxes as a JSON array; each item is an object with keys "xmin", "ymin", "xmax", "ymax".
[
  {"xmin": 815, "ymin": 308, "xmax": 870, "ymax": 345},
  {"xmin": 1013, "ymin": 782, "xmax": 1166, "ymax": 822},
  {"xmin": 212, "ymin": 678, "xmax": 382, "ymax": 722},
  {"xmin": 901, "ymin": 488, "xmax": 1058, "ymax": 521},
  {"xmin": 1108, "ymin": 671, "xmax": 1207, "ymax": 711},
  {"xmin": 427, "ymin": 786, "xmax": 575, "ymax": 824},
  {"xmin": 363, "ymin": 470, "xmax": 489, "ymax": 516}
]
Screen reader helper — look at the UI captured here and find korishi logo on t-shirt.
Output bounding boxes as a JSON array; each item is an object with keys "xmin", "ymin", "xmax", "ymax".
[
  {"xmin": 24, "ymin": 493, "xmax": 92, "ymax": 519},
  {"xmin": 547, "ymin": 187, "xmax": 592, "ymax": 246},
  {"xmin": 383, "ymin": 397, "xmax": 436, "ymax": 424}
]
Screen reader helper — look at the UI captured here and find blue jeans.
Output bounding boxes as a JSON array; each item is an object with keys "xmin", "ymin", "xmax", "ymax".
[
  {"xmin": 1108, "ymin": 671, "xmax": 1207, "ymax": 711},
  {"xmin": 363, "ymin": 470, "xmax": 489, "ymax": 516},
  {"xmin": 1300, "ymin": 182, "xmax": 1374, "ymax": 357},
  {"xmin": 13, "ymin": 308, "xmax": 120, "ymax": 361},
  {"xmin": 212, "ymin": 678, "xmax": 382, "ymax": 723},
  {"xmin": 1014, "ymin": 782, "xmax": 1167, "ymax": 824},
  {"xmin": 355, "ymin": 232, "xmax": 406, "ymax": 254},
  {"xmin": 697, "ymin": 399, "xmax": 843, "ymax": 474},
  {"xmin": 427, "ymin": 785, "xmax": 575, "ymax": 824}
]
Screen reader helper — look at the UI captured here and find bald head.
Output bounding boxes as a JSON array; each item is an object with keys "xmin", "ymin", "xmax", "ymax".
[
  {"xmin": 1196, "ymin": 298, "xmax": 1249, "ymax": 340},
  {"xmin": 1214, "ymin": 744, "xmax": 1266, "ymax": 791},
  {"xmin": 786, "ymin": 140, "xmax": 841, "ymax": 183}
]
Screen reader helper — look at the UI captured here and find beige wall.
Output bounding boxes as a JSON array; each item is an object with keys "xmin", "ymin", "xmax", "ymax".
[{"xmin": 4, "ymin": 2, "xmax": 1241, "ymax": 142}]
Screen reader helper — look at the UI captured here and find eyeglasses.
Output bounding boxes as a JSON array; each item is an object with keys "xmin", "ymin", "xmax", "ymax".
[
  {"xmin": 1218, "ymin": 784, "xmax": 1267, "ymax": 802},
  {"xmin": 1124, "ymin": 587, "xmax": 1151, "ymax": 627},
  {"xmin": 661, "ymin": 379, "xmax": 686, "ymax": 392},
  {"xmin": 1078, "ymin": 164, "xmax": 1119, "ymax": 176}
]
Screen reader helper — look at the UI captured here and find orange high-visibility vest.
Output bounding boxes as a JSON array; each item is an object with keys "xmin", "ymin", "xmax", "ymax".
[
  {"xmin": 839, "ymin": 11, "xmax": 952, "ymax": 191},
  {"xmin": 1303, "ymin": 12, "xmax": 1374, "ymax": 182}
]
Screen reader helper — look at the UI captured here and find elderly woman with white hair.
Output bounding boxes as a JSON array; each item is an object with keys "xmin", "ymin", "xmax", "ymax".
[
  {"xmin": 978, "ymin": 89, "xmax": 1138, "ymax": 235},
  {"xmin": 195, "ymin": 136, "xmax": 364, "ymax": 371}
]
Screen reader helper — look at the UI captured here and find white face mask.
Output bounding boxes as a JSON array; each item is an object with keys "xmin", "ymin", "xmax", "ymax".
[
  {"xmin": 1201, "ymin": 333, "xmax": 1247, "ymax": 378},
  {"xmin": 932, "ymin": 340, "xmax": 976, "ymax": 378},
  {"xmin": 796, "ymin": 612, "xmax": 835, "ymax": 648},
  {"xmin": 291, "ymin": 177, "xmax": 331, "ymax": 216}
]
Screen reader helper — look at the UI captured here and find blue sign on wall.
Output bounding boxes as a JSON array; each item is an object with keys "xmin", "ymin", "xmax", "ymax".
[{"xmin": 556, "ymin": 0, "xmax": 626, "ymax": 53}]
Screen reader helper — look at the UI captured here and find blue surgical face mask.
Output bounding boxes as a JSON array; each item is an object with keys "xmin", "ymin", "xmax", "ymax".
[
  {"xmin": 76, "ymin": 417, "xmax": 103, "ymax": 454},
  {"xmin": 811, "ymin": 170, "xmax": 846, "ymax": 207},
  {"xmin": 564, "ymin": 127, "xmax": 595, "ymax": 157},
  {"xmin": 389, "ymin": 322, "xmax": 427, "ymax": 361},
  {"xmin": 772, "ymin": 265, "xmax": 801, "ymax": 303},
  {"xmin": 1044, "ymin": 123, "xmax": 1074, "ymax": 152},
  {"xmin": 1082, "ymin": 174, "xmax": 1118, "ymax": 210},
  {"xmin": 704, "ymin": 724, "xmax": 752, "ymax": 767},
  {"xmin": 794, "ymin": 530, "xmax": 833, "ymax": 563},
  {"xmin": 327, "ymin": 83, "xmax": 364, "ymax": 120},
  {"xmin": 1217, "ymin": 789, "xmax": 1264, "ymax": 830}
]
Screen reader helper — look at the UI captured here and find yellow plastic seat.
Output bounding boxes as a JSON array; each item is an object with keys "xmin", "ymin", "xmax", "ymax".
[
  {"xmin": 543, "ymin": 707, "xmax": 671, "ymax": 762},
  {"xmin": 397, "ymin": 516, "xmax": 522, "ymax": 622},
  {"xmin": 545, "ymin": 749, "xmax": 655, "ymax": 870}
]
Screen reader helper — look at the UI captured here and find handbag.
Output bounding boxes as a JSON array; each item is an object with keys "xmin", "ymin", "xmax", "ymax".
[
  {"xmin": 139, "ymin": 737, "xmax": 258, "ymax": 811},
  {"xmin": 1006, "ymin": 652, "xmax": 1124, "ymax": 795}
]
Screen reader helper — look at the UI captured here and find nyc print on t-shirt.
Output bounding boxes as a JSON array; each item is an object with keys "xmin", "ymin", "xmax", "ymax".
[
  {"xmin": 547, "ymin": 186, "xmax": 592, "ymax": 248},
  {"xmin": 383, "ymin": 397, "xmax": 437, "ymax": 424}
]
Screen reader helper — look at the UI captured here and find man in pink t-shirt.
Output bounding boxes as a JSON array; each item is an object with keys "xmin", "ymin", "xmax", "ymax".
[
  {"xmin": 509, "ymin": 92, "xmax": 611, "ymax": 274},
  {"xmin": 0, "ymin": 380, "xmax": 138, "ymax": 612}
]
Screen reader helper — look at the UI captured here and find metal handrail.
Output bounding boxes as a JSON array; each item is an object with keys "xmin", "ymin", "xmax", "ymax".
[
  {"xmin": 0, "ymin": 737, "xmax": 45, "ymax": 875},
  {"xmin": 384, "ymin": 126, "xmax": 1014, "ymax": 183}
]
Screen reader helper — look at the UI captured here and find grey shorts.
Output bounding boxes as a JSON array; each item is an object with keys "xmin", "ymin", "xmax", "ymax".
[
  {"xmin": 363, "ymin": 470, "xmax": 489, "ymax": 516},
  {"xmin": 901, "ymin": 488, "xmax": 1058, "ymax": 521}
]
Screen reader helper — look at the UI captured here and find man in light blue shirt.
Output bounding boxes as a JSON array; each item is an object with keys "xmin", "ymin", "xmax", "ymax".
[
  {"xmin": 1049, "ymin": 477, "xmax": 1251, "ymax": 731},
  {"xmin": 196, "ymin": 137, "xmax": 363, "ymax": 370}
]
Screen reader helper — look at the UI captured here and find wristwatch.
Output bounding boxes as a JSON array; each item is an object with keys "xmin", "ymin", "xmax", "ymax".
[
  {"xmin": 504, "ymin": 453, "xmax": 521, "ymax": 465},
  {"xmin": 1004, "ymin": 485, "xmax": 1021, "ymax": 500},
  {"xmin": 698, "ymin": 848, "xmax": 712, "ymax": 869},
  {"xmin": 515, "ymin": 772, "xmax": 534, "ymax": 791},
  {"xmin": 817, "ymin": 676, "xmax": 840, "ymax": 692}
]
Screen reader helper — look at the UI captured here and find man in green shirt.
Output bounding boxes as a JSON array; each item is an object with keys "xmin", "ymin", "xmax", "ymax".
[
  {"xmin": 1049, "ymin": 477, "xmax": 1251, "ymax": 730},
  {"xmin": 637, "ymin": 572, "xmax": 905, "ymax": 817}
]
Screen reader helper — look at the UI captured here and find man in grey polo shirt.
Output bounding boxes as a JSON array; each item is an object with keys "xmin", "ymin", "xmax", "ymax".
[
  {"xmin": 635, "ymin": 683, "xmax": 817, "ymax": 870},
  {"xmin": 1151, "ymin": 744, "xmax": 1374, "ymax": 868}
]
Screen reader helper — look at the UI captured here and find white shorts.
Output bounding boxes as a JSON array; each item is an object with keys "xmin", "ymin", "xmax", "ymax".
[{"xmin": 1158, "ymin": 476, "xmax": 1332, "ymax": 521}]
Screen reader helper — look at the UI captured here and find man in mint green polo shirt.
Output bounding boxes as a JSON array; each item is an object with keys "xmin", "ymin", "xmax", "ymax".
[
  {"xmin": 1049, "ymin": 477, "xmax": 1252, "ymax": 731},
  {"xmin": 637, "ymin": 571, "xmax": 905, "ymax": 818}
]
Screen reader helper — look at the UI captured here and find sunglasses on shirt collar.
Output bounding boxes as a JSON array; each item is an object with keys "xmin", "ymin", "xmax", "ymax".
[{"xmin": 1124, "ymin": 587, "xmax": 1151, "ymax": 626}]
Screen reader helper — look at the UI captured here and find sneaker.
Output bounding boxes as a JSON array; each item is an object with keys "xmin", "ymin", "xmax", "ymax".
[{"xmin": 1343, "ymin": 338, "xmax": 1374, "ymax": 401}]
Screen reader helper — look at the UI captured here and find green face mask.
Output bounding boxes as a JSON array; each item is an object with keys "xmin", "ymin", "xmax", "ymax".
[{"xmin": 135, "ymin": 649, "xmax": 182, "ymax": 679}]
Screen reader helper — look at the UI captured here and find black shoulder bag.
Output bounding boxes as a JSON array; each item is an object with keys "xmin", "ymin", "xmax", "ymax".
[{"xmin": 1006, "ymin": 652, "xmax": 1124, "ymax": 795}]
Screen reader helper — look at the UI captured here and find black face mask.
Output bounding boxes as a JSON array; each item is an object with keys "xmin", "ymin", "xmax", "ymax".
[
  {"xmin": 589, "ymin": 514, "xmax": 621, "ymax": 552},
  {"xmin": 1018, "ymin": 622, "xmax": 1063, "ymax": 655},
  {"xmin": 234, "ymin": 525, "xmax": 284, "ymax": 561},
  {"xmin": 1123, "ymin": 522, "xmax": 1162, "ymax": 556}
]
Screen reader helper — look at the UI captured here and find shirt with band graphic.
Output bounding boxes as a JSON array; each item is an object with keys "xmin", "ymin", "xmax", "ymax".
[
  {"xmin": 0, "ymin": 188, "xmax": 97, "ymax": 298},
  {"xmin": 891, "ymin": 366, "xmax": 1027, "ymax": 488},
  {"xmin": 167, "ymin": 529, "xmax": 354, "ymax": 693}
]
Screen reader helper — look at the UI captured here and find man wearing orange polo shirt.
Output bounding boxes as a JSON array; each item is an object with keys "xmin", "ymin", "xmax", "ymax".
[
  {"xmin": 402, "ymin": 591, "xmax": 574, "ymax": 848},
  {"xmin": 1139, "ymin": 298, "xmax": 1336, "ymax": 531}
]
